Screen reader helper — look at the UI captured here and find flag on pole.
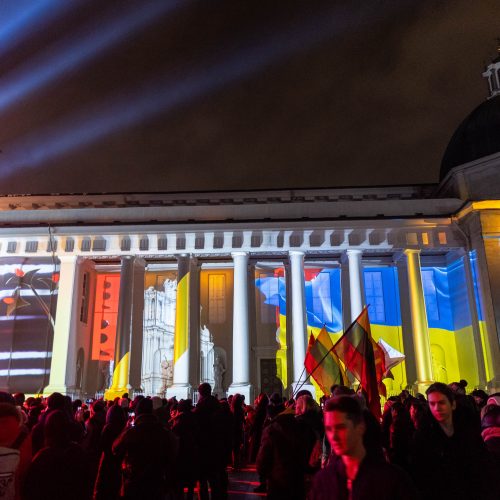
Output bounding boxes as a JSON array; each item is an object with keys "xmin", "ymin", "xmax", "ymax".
[
  {"xmin": 332, "ymin": 308, "xmax": 385, "ymax": 419},
  {"xmin": 304, "ymin": 327, "xmax": 347, "ymax": 395}
]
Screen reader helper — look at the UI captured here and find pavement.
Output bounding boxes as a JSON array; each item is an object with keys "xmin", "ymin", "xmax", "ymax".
[{"xmin": 227, "ymin": 465, "xmax": 266, "ymax": 499}]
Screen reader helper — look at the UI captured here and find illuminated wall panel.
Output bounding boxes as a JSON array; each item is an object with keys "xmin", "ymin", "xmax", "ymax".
[{"xmin": 0, "ymin": 258, "xmax": 59, "ymax": 394}]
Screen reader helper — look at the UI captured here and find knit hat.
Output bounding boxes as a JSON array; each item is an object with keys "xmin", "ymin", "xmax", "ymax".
[{"xmin": 151, "ymin": 396, "xmax": 163, "ymax": 410}]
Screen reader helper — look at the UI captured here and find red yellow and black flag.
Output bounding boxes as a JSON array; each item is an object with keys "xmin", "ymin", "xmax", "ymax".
[
  {"xmin": 304, "ymin": 327, "xmax": 347, "ymax": 396},
  {"xmin": 332, "ymin": 307, "xmax": 386, "ymax": 419}
]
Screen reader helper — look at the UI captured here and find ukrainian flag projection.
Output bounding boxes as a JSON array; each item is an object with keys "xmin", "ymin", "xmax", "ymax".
[
  {"xmin": 256, "ymin": 268, "xmax": 343, "ymax": 396},
  {"xmin": 363, "ymin": 267, "xmax": 406, "ymax": 393},
  {"xmin": 421, "ymin": 257, "xmax": 481, "ymax": 387},
  {"xmin": 0, "ymin": 258, "xmax": 59, "ymax": 394},
  {"xmin": 256, "ymin": 259, "xmax": 484, "ymax": 396}
]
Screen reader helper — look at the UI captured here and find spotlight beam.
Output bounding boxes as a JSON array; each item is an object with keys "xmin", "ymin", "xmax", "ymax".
[{"xmin": 0, "ymin": 0, "xmax": 183, "ymax": 112}]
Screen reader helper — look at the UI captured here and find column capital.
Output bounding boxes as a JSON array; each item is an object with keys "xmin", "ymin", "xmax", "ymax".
[
  {"xmin": 346, "ymin": 248, "xmax": 363, "ymax": 256},
  {"xmin": 403, "ymin": 248, "xmax": 421, "ymax": 256},
  {"xmin": 231, "ymin": 251, "xmax": 249, "ymax": 259},
  {"xmin": 57, "ymin": 255, "xmax": 80, "ymax": 264},
  {"xmin": 288, "ymin": 250, "xmax": 305, "ymax": 257}
]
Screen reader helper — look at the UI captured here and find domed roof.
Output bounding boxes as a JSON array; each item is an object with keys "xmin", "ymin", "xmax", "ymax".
[{"xmin": 440, "ymin": 95, "xmax": 500, "ymax": 180}]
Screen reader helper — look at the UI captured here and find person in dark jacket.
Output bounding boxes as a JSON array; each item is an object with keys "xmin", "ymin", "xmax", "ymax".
[
  {"xmin": 82, "ymin": 399, "xmax": 107, "ymax": 487},
  {"xmin": 256, "ymin": 408, "xmax": 313, "ymax": 500},
  {"xmin": 112, "ymin": 398, "xmax": 178, "ymax": 499},
  {"xmin": 411, "ymin": 382, "xmax": 498, "ymax": 500},
  {"xmin": 93, "ymin": 404, "xmax": 127, "ymax": 500},
  {"xmin": 193, "ymin": 383, "xmax": 232, "ymax": 500},
  {"xmin": 23, "ymin": 410, "xmax": 91, "ymax": 500},
  {"xmin": 170, "ymin": 399, "xmax": 200, "ymax": 500},
  {"xmin": 309, "ymin": 396, "xmax": 418, "ymax": 500},
  {"xmin": 230, "ymin": 394, "xmax": 245, "ymax": 470}
]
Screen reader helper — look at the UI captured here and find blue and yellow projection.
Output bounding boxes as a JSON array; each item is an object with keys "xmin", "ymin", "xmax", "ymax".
[{"xmin": 256, "ymin": 257, "xmax": 483, "ymax": 396}]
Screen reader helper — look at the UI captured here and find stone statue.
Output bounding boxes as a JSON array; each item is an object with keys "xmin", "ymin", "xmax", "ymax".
[{"xmin": 213, "ymin": 353, "xmax": 225, "ymax": 394}]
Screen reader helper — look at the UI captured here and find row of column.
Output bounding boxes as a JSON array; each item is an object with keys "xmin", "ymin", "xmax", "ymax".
[{"xmin": 44, "ymin": 247, "xmax": 492, "ymax": 398}]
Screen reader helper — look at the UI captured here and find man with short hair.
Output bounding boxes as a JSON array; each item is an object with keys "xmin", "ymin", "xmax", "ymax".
[
  {"xmin": 411, "ymin": 382, "xmax": 497, "ymax": 500},
  {"xmin": 309, "ymin": 396, "xmax": 417, "ymax": 500}
]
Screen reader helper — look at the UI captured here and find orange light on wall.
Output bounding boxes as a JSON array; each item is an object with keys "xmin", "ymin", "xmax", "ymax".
[{"xmin": 91, "ymin": 274, "xmax": 120, "ymax": 361}]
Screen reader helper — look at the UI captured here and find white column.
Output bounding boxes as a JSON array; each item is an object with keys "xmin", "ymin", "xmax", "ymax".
[
  {"xmin": 289, "ymin": 251, "xmax": 314, "ymax": 397},
  {"xmin": 347, "ymin": 249, "xmax": 365, "ymax": 322},
  {"xmin": 228, "ymin": 252, "xmax": 252, "ymax": 402},
  {"xmin": 44, "ymin": 255, "xmax": 80, "ymax": 395}
]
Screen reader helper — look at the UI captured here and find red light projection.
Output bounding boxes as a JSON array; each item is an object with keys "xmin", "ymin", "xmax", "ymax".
[{"xmin": 91, "ymin": 274, "xmax": 120, "ymax": 361}]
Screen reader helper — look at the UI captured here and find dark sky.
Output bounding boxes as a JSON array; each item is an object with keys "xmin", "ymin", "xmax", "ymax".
[{"xmin": 0, "ymin": 0, "xmax": 498, "ymax": 195}]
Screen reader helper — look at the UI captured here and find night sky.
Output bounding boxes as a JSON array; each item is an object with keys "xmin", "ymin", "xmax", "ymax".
[{"xmin": 0, "ymin": 0, "xmax": 498, "ymax": 195}]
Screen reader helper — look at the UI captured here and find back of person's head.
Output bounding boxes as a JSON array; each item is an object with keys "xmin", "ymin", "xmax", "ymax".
[
  {"xmin": 106, "ymin": 404, "xmax": 126, "ymax": 427},
  {"xmin": 0, "ymin": 402, "xmax": 21, "ymax": 422},
  {"xmin": 231, "ymin": 393, "xmax": 245, "ymax": 411},
  {"xmin": 47, "ymin": 392, "xmax": 66, "ymax": 411},
  {"xmin": 177, "ymin": 399, "xmax": 193, "ymax": 413},
  {"xmin": 332, "ymin": 385, "xmax": 355, "ymax": 397},
  {"xmin": 471, "ymin": 389, "xmax": 488, "ymax": 408},
  {"xmin": 324, "ymin": 395, "xmax": 363, "ymax": 425},
  {"xmin": 426, "ymin": 382, "xmax": 455, "ymax": 404},
  {"xmin": 449, "ymin": 381, "xmax": 466, "ymax": 396},
  {"xmin": 151, "ymin": 396, "xmax": 163, "ymax": 411},
  {"xmin": 119, "ymin": 397, "xmax": 129, "ymax": 409},
  {"xmin": 91, "ymin": 400, "xmax": 106, "ymax": 415},
  {"xmin": 136, "ymin": 397, "xmax": 153, "ymax": 416},
  {"xmin": 269, "ymin": 392, "xmax": 282, "ymax": 405},
  {"xmin": 13, "ymin": 392, "xmax": 25, "ymax": 406},
  {"xmin": 45, "ymin": 410, "xmax": 70, "ymax": 447},
  {"xmin": 0, "ymin": 392, "xmax": 15, "ymax": 405},
  {"xmin": 198, "ymin": 382, "xmax": 212, "ymax": 397}
]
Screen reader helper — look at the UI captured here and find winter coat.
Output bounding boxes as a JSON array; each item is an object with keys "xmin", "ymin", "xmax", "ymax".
[{"xmin": 112, "ymin": 413, "xmax": 178, "ymax": 499}]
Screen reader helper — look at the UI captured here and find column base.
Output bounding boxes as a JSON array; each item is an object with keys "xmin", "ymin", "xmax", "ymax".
[
  {"xmin": 227, "ymin": 384, "xmax": 253, "ymax": 405},
  {"xmin": 290, "ymin": 382, "xmax": 316, "ymax": 400},
  {"xmin": 166, "ymin": 384, "xmax": 192, "ymax": 401},
  {"xmin": 486, "ymin": 377, "xmax": 500, "ymax": 393},
  {"xmin": 104, "ymin": 385, "xmax": 131, "ymax": 401},
  {"xmin": 414, "ymin": 381, "xmax": 433, "ymax": 396},
  {"xmin": 43, "ymin": 384, "xmax": 69, "ymax": 397}
]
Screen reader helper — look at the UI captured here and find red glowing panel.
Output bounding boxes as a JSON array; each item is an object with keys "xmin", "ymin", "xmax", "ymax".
[{"xmin": 91, "ymin": 273, "xmax": 120, "ymax": 361}]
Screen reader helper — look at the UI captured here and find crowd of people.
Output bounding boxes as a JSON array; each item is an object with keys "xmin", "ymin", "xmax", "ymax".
[{"xmin": 0, "ymin": 380, "xmax": 499, "ymax": 499}]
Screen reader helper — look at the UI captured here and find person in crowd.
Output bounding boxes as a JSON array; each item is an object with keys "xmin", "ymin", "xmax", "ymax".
[
  {"xmin": 256, "ymin": 401, "xmax": 313, "ymax": 500},
  {"xmin": 411, "ymin": 382, "xmax": 497, "ymax": 500},
  {"xmin": 31, "ymin": 392, "xmax": 83, "ymax": 455},
  {"xmin": 170, "ymin": 399, "xmax": 199, "ymax": 500},
  {"xmin": 193, "ymin": 383, "xmax": 232, "ymax": 500},
  {"xmin": 408, "ymin": 399, "xmax": 431, "ymax": 432},
  {"xmin": 230, "ymin": 393, "xmax": 246, "ymax": 470},
  {"xmin": 23, "ymin": 409, "xmax": 91, "ymax": 500},
  {"xmin": 481, "ymin": 404, "xmax": 500, "ymax": 467},
  {"xmin": 82, "ymin": 399, "xmax": 107, "ymax": 486},
  {"xmin": 471, "ymin": 389, "xmax": 489, "ymax": 412},
  {"xmin": 295, "ymin": 394, "xmax": 324, "ymax": 472},
  {"xmin": 0, "ymin": 402, "xmax": 32, "ymax": 500},
  {"xmin": 385, "ymin": 402, "xmax": 413, "ymax": 471},
  {"xmin": 247, "ymin": 393, "xmax": 269, "ymax": 493},
  {"xmin": 266, "ymin": 392, "xmax": 285, "ymax": 423},
  {"xmin": 309, "ymin": 396, "xmax": 418, "ymax": 500},
  {"xmin": 93, "ymin": 404, "xmax": 127, "ymax": 500},
  {"xmin": 112, "ymin": 397, "xmax": 179, "ymax": 499}
]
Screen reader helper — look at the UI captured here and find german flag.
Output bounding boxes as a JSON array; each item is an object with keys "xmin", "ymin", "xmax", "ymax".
[
  {"xmin": 333, "ymin": 308, "xmax": 385, "ymax": 419},
  {"xmin": 173, "ymin": 257, "xmax": 190, "ymax": 383},
  {"xmin": 304, "ymin": 327, "xmax": 347, "ymax": 396}
]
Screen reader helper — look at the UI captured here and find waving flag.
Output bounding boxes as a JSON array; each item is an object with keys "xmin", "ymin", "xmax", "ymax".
[
  {"xmin": 333, "ymin": 308, "xmax": 384, "ymax": 419},
  {"xmin": 304, "ymin": 328, "xmax": 347, "ymax": 395}
]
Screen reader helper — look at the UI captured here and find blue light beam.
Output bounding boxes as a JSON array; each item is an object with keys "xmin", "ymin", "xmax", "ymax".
[
  {"xmin": 0, "ymin": 1, "xmax": 415, "ymax": 180},
  {"xmin": 0, "ymin": 0, "xmax": 183, "ymax": 112}
]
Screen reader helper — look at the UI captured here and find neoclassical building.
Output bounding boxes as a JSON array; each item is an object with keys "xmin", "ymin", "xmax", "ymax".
[{"xmin": 1, "ymin": 58, "xmax": 500, "ymax": 401}]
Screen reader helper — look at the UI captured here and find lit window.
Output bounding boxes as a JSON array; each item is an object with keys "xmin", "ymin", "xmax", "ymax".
[
  {"xmin": 364, "ymin": 271, "xmax": 385, "ymax": 323},
  {"xmin": 208, "ymin": 274, "xmax": 226, "ymax": 324}
]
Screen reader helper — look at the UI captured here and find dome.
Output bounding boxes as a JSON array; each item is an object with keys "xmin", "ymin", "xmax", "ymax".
[{"xmin": 440, "ymin": 95, "xmax": 500, "ymax": 180}]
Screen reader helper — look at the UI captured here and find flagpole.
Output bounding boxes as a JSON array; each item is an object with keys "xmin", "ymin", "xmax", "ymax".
[{"xmin": 294, "ymin": 307, "xmax": 369, "ymax": 398}]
